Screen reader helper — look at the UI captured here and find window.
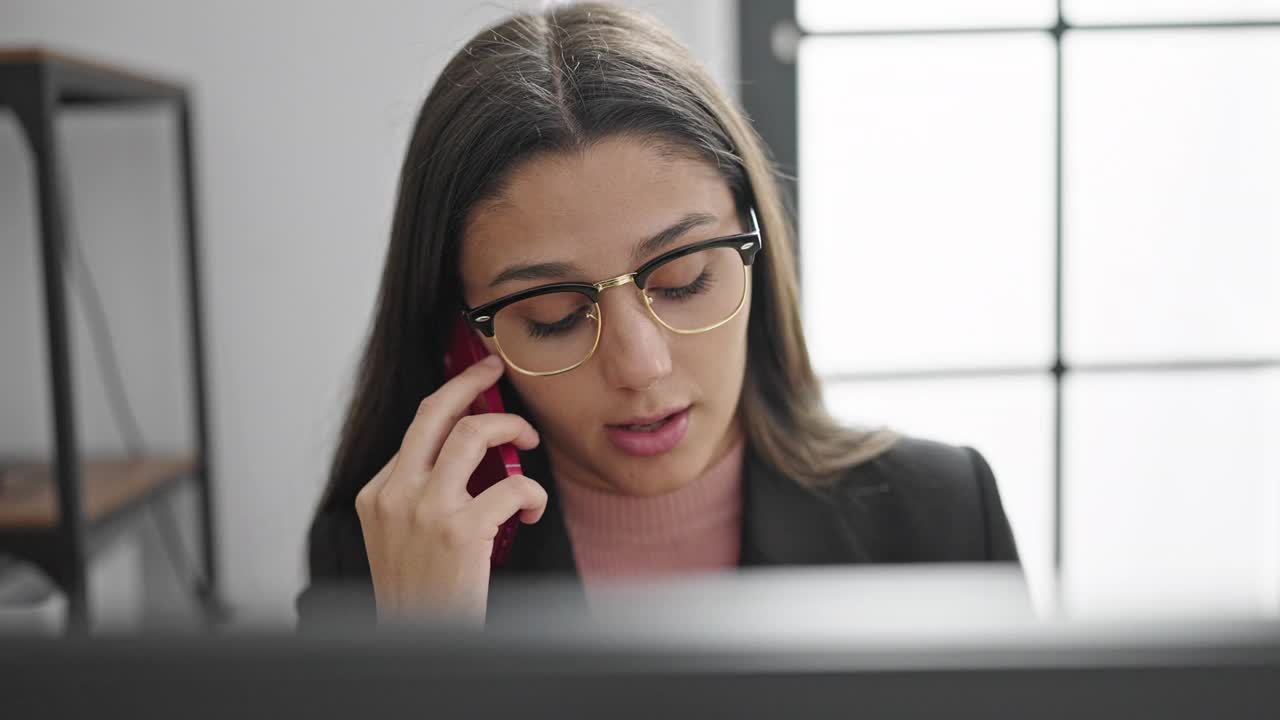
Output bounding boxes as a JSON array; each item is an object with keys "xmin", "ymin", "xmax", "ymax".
[{"xmin": 741, "ymin": 1, "xmax": 1280, "ymax": 616}]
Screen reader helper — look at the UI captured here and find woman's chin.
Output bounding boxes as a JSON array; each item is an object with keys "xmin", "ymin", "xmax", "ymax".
[{"xmin": 594, "ymin": 447, "xmax": 696, "ymax": 496}]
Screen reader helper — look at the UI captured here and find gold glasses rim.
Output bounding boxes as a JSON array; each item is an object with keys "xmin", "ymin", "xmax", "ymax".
[{"xmin": 489, "ymin": 263, "xmax": 751, "ymax": 377}]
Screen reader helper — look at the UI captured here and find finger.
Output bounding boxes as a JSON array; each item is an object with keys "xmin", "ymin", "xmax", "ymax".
[
  {"xmin": 459, "ymin": 475, "xmax": 549, "ymax": 529},
  {"xmin": 429, "ymin": 413, "xmax": 541, "ymax": 498},
  {"xmin": 395, "ymin": 355, "xmax": 507, "ymax": 487}
]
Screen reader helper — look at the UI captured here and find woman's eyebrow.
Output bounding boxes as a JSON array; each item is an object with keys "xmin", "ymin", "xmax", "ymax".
[
  {"xmin": 488, "ymin": 259, "xmax": 584, "ymax": 288},
  {"xmin": 630, "ymin": 211, "xmax": 718, "ymax": 262},
  {"xmin": 488, "ymin": 211, "xmax": 719, "ymax": 288}
]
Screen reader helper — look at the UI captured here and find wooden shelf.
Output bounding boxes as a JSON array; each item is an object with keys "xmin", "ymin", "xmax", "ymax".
[{"xmin": 0, "ymin": 455, "xmax": 196, "ymax": 530}]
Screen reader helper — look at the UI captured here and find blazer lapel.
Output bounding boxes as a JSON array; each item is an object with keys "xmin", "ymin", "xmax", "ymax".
[{"xmin": 739, "ymin": 444, "xmax": 877, "ymax": 567}]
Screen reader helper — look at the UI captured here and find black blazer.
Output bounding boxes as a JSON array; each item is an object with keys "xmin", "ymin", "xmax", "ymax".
[{"xmin": 296, "ymin": 435, "xmax": 1020, "ymax": 628}]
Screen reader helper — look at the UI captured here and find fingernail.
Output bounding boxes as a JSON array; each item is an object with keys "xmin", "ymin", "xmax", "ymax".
[{"xmin": 483, "ymin": 354, "xmax": 503, "ymax": 368}]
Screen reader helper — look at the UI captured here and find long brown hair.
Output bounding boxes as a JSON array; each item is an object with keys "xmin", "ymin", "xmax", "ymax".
[{"xmin": 315, "ymin": 2, "xmax": 895, "ymax": 517}]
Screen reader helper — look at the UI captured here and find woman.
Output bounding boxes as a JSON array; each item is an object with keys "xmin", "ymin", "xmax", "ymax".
[{"xmin": 298, "ymin": 2, "xmax": 1018, "ymax": 628}]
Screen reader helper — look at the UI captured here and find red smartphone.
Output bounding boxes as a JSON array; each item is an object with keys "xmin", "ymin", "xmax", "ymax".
[{"xmin": 442, "ymin": 312, "xmax": 524, "ymax": 567}]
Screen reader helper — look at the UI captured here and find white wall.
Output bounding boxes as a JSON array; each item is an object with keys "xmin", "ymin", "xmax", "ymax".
[{"xmin": 0, "ymin": 0, "xmax": 737, "ymax": 627}]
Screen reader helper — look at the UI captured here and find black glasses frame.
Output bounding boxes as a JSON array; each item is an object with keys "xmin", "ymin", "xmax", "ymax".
[{"xmin": 463, "ymin": 207, "xmax": 764, "ymax": 338}]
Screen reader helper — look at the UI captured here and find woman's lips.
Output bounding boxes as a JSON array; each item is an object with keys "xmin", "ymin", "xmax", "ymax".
[{"xmin": 604, "ymin": 407, "xmax": 690, "ymax": 457}]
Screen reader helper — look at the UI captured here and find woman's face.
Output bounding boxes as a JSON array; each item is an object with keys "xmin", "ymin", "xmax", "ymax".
[{"xmin": 459, "ymin": 136, "xmax": 751, "ymax": 497}]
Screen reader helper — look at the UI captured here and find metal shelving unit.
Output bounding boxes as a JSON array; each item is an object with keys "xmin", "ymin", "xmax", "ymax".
[{"xmin": 0, "ymin": 48, "xmax": 221, "ymax": 633}]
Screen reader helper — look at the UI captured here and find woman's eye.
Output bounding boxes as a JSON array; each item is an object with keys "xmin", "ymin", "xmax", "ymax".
[
  {"xmin": 527, "ymin": 312, "xmax": 582, "ymax": 338},
  {"xmin": 658, "ymin": 270, "xmax": 713, "ymax": 300}
]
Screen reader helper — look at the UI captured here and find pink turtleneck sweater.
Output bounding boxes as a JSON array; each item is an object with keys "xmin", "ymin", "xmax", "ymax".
[{"xmin": 553, "ymin": 439, "xmax": 745, "ymax": 595}]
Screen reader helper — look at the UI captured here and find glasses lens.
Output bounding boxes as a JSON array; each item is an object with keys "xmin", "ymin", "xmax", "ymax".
[
  {"xmin": 642, "ymin": 246, "xmax": 747, "ymax": 332},
  {"xmin": 492, "ymin": 291, "xmax": 599, "ymax": 374}
]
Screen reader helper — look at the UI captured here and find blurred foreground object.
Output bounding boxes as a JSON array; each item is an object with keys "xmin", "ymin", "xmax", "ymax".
[{"xmin": 5, "ymin": 565, "xmax": 1279, "ymax": 718}]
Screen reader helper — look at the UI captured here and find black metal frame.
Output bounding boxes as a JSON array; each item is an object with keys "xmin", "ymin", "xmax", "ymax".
[
  {"xmin": 738, "ymin": 3, "xmax": 1280, "ymax": 594},
  {"xmin": 0, "ymin": 50, "xmax": 221, "ymax": 633}
]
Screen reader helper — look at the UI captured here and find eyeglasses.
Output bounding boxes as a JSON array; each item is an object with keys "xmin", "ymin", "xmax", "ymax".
[{"xmin": 464, "ymin": 208, "xmax": 764, "ymax": 377}]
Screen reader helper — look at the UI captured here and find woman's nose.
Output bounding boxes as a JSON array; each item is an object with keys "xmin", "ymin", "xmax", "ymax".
[{"xmin": 596, "ymin": 287, "xmax": 672, "ymax": 391}]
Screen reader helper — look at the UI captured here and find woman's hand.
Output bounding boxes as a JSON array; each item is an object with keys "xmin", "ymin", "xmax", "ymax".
[{"xmin": 354, "ymin": 354, "xmax": 547, "ymax": 627}]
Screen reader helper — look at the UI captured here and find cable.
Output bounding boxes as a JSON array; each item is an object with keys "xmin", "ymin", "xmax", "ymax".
[
  {"xmin": 65, "ymin": 233, "xmax": 146, "ymax": 457},
  {"xmin": 62, "ymin": 186, "xmax": 209, "ymax": 601}
]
